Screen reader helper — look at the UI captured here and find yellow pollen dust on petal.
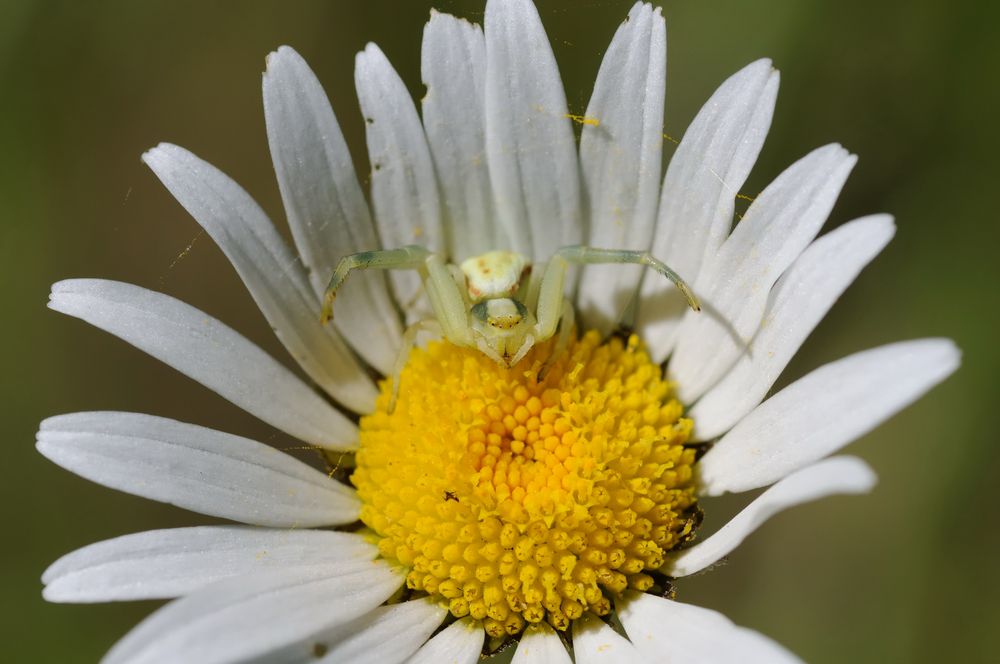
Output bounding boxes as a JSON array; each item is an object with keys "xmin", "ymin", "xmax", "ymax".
[{"xmin": 352, "ymin": 331, "xmax": 699, "ymax": 637}]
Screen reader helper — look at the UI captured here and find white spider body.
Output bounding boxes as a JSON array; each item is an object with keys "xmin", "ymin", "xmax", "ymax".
[
  {"xmin": 460, "ymin": 251, "xmax": 529, "ymax": 301},
  {"xmin": 454, "ymin": 250, "xmax": 536, "ymax": 364}
]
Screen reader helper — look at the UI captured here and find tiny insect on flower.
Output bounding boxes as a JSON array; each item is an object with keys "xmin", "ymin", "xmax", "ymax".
[{"xmin": 321, "ymin": 244, "xmax": 701, "ymax": 367}]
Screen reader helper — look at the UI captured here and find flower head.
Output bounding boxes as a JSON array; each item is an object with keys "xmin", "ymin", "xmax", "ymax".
[{"xmin": 39, "ymin": 0, "xmax": 959, "ymax": 662}]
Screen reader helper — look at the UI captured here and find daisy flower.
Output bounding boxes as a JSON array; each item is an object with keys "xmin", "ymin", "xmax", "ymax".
[{"xmin": 38, "ymin": 1, "xmax": 960, "ymax": 662}]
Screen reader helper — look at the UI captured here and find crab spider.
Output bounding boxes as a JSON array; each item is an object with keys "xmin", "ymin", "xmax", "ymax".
[{"xmin": 321, "ymin": 245, "xmax": 700, "ymax": 368}]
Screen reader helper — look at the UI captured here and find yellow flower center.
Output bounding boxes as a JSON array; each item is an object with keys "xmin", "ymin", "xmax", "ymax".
[{"xmin": 352, "ymin": 331, "xmax": 700, "ymax": 637}]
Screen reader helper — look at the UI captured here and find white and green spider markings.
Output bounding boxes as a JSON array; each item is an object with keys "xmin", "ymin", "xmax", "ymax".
[{"xmin": 321, "ymin": 245, "xmax": 700, "ymax": 368}]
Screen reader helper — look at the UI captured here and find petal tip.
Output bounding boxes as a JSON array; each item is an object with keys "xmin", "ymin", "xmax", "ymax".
[
  {"xmin": 936, "ymin": 338, "xmax": 963, "ymax": 371},
  {"xmin": 273, "ymin": 44, "xmax": 298, "ymax": 61},
  {"xmin": 263, "ymin": 46, "xmax": 308, "ymax": 84},
  {"xmin": 356, "ymin": 42, "xmax": 387, "ymax": 73},
  {"xmin": 47, "ymin": 279, "xmax": 84, "ymax": 310},
  {"xmin": 832, "ymin": 456, "xmax": 879, "ymax": 493},
  {"xmin": 141, "ymin": 142, "xmax": 181, "ymax": 168},
  {"xmin": 49, "ymin": 278, "xmax": 84, "ymax": 295}
]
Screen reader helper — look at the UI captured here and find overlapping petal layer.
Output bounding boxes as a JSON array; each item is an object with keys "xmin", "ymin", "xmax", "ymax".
[
  {"xmin": 43, "ymin": 527, "xmax": 375, "ymax": 603},
  {"xmin": 48, "ymin": 280, "xmax": 357, "ymax": 447},
  {"xmin": 37, "ymin": 412, "xmax": 360, "ymax": 526},
  {"xmin": 143, "ymin": 143, "xmax": 377, "ymax": 412},
  {"xmin": 102, "ymin": 562, "xmax": 402, "ymax": 664},
  {"xmin": 577, "ymin": 2, "xmax": 666, "ymax": 332},
  {"xmin": 264, "ymin": 46, "xmax": 403, "ymax": 373},
  {"xmin": 618, "ymin": 592, "xmax": 803, "ymax": 663}
]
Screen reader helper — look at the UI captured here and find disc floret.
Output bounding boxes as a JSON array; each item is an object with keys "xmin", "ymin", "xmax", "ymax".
[{"xmin": 352, "ymin": 331, "xmax": 700, "ymax": 637}]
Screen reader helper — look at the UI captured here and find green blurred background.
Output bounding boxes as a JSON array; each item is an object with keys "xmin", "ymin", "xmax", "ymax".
[{"xmin": 2, "ymin": 0, "xmax": 996, "ymax": 661}]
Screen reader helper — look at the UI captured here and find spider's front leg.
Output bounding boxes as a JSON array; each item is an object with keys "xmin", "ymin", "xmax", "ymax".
[
  {"xmin": 531, "ymin": 244, "xmax": 700, "ymax": 363},
  {"xmin": 536, "ymin": 297, "xmax": 575, "ymax": 380},
  {"xmin": 532, "ymin": 254, "xmax": 571, "ymax": 342},
  {"xmin": 529, "ymin": 253, "xmax": 576, "ymax": 374},
  {"xmin": 420, "ymin": 253, "xmax": 475, "ymax": 348},
  {"xmin": 321, "ymin": 245, "xmax": 432, "ymax": 324},
  {"xmin": 554, "ymin": 246, "xmax": 701, "ymax": 312},
  {"xmin": 321, "ymin": 245, "xmax": 474, "ymax": 348}
]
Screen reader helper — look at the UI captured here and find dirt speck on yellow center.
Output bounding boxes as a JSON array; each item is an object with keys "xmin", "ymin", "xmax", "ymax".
[{"xmin": 352, "ymin": 331, "xmax": 699, "ymax": 637}]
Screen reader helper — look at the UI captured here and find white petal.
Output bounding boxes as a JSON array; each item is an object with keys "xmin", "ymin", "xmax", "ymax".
[
  {"xmin": 102, "ymin": 561, "xmax": 402, "ymax": 664},
  {"xmin": 406, "ymin": 618, "xmax": 484, "ymax": 664},
  {"xmin": 692, "ymin": 214, "xmax": 896, "ymax": 440},
  {"xmin": 422, "ymin": 12, "xmax": 501, "ymax": 260},
  {"xmin": 42, "ymin": 527, "xmax": 374, "ymax": 603},
  {"xmin": 142, "ymin": 144, "xmax": 377, "ymax": 414},
  {"xmin": 573, "ymin": 613, "xmax": 651, "ymax": 664},
  {"xmin": 485, "ymin": 0, "xmax": 582, "ymax": 259},
  {"xmin": 669, "ymin": 144, "xmax": 857, "ymax": 402},
  {"xmin": 511, "ymin": 623, "xmax": 571, "ymax": 664},
  {"xmin": 700, "ymin": 338, "xmax": 961, "ymax": 495},
  {"xmin": 356, "ymin": 42, "xmax": 443, "ymax": 313},
  {"xmin": 37, "ymin": 412, "xmax": 359, "ymax": 526},
  {"xmin": 618, "ymin": 592, "xmax": 803, "ymax": 663},
  {"xmin": 638, "ymin": 59, "xmax": 779, "ymax": 359},
  {"xmin": 48, "ymin": 279, "xmax": 356, "ymax": 447},
  {"xmin": 577, "ymin": 2, "xmax": 666, "ymax": 333},
  {"xmin": 670, "ymin": 456, "xmax": 875, "ymax": 576},
  {"xmin": 311, "ymin": 598, "xmax": 446, "ymax": 664},
  {"xmin": 263, "ymin": 46, "xmax": 403, "ymax": 374}
]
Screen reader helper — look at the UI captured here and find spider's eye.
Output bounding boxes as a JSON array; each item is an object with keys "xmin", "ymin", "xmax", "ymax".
[
  {"xmin": 471, "ymin": 301, "xmax": 489, "ymax": 322},
  {"xmin": 471, "ymin": 299, "xmax": 527, "ymax": 330}
]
